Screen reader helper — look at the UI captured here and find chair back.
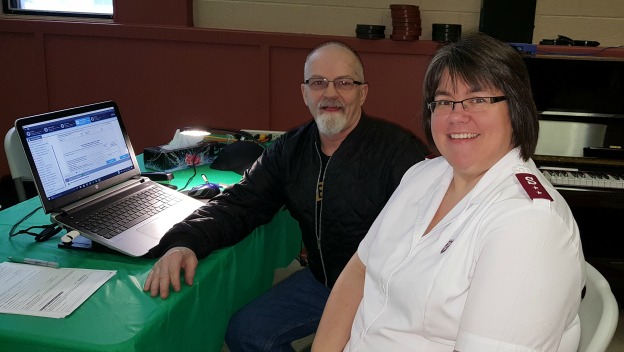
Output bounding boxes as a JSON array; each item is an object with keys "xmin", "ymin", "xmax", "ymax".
[
  {"xmin": 4, "ymin": 127, "xmax": 34, "ymax": 202},
  {"xmin": 578, "ymin": 261, "xmax": 619, "ymax": 352}
]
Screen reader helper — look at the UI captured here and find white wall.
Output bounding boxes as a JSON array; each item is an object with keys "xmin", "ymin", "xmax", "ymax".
[{"xmin": 193, "ymin": 0, "xmax": 624, "ymax": 47}]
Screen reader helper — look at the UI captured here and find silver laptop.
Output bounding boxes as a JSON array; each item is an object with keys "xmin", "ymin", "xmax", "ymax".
[{"xmin": 14, "ymin": 101, "xmax": 204, "ymax": 257}]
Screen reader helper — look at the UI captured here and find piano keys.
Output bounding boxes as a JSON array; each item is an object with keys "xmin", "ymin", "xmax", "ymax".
[{"xmin": 541, "ymin": 169, "xmax": 624, "ymax": 189}]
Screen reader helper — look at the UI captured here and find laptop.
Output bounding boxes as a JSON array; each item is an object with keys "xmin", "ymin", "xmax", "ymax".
[{"xmin": 14, "ymin": 101, "xmax": 205, "ymax": 257}]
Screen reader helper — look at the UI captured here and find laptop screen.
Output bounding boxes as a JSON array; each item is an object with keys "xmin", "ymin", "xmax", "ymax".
[{"xmin": 15, "ymin": 101, "xmax": 141, "ymax": 213}]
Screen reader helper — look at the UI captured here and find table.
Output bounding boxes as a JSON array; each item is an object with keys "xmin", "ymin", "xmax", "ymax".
[{"xmin": 0, "ymin": 157, "xmax": 302, "ymax": 352}]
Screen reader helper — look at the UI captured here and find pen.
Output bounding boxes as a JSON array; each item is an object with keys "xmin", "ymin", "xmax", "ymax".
[{"xmin": 7, "ymin": 256, "xmax": 60, "ymax": 268}]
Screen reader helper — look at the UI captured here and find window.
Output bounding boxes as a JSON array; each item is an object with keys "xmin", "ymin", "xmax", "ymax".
[{"xmin": 2, "ymin": 0, "xmax": 113, "ymax": 19}]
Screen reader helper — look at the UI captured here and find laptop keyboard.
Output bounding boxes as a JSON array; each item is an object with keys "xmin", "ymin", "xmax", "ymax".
[{"xmin": 75, "ymin": 186, "xmax": 182, "ymax": 239}]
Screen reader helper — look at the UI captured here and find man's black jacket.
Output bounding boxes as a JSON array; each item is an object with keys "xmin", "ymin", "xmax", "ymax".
[{"xmin": 147, "ymin": 113, "xmax": 429, "ymax": 288}]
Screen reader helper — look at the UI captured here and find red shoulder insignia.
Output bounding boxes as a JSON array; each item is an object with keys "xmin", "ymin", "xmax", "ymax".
[{"xmin": 515, "ymin": 173, "xmax": 553, "ymax": 201}]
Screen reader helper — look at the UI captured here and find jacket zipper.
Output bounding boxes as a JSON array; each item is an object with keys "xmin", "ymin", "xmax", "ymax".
[{"xmin": 314, "ymin": 142, "xmax": 330, "ymax": 286}]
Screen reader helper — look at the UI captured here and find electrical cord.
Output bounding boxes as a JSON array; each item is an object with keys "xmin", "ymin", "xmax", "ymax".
[
  {"xmin": 8, "ymin": 205, "xmax": 63, "ymax": 242},
  {"xmin": 177, "ymin": 160, "xmax": 197, "ymax": 192},
  {"xmin": 8, "ymin": 205, "xmax": 42, "ymax": 236}
]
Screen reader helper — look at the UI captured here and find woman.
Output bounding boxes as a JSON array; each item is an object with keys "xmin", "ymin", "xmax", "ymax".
[{"xmin": 312, "ymin": 33, "xmax": 586, "ymax": 352}]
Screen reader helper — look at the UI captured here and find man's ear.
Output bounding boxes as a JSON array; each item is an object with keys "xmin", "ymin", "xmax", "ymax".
[
  {"xmin": 301, "ymin": 83, "xmax": 307, "ymax": 105},
  {"xmin": 359, "ymin": 84, "xmax": 369, "ymax": 106}
]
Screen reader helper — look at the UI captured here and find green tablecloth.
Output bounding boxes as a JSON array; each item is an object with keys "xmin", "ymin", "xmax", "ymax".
[{"xmin": 0, "ymin": 160, "xmax": 301, "ymax": 352}]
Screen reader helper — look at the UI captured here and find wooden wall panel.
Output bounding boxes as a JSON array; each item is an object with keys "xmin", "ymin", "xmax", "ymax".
[
  {"xmin": 0, "ymin": 31, "xmax": 49, "ymax": 178},
  {"xmin": 356, "ymin": 51, "xmax": 431, "ymax": 142},
  {"xmin": 268, "ymin": 46, "xmax": 313, "ymax": 132},
  {"xmin": 43, "ymin": 35, "xmax": 264, "ymax": 155},
  {"xmin": 0, "ymin": 18, "xmax": 441, "ymax": 179},
  {"xmin": 113, "ymin": 0, "xmax": 193, "ymax": 27}
]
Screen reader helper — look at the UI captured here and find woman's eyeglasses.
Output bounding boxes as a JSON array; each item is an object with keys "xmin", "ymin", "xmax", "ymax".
[{"xmin": 428, "ymin": 96, "xmax": 507, "ymax": 114}]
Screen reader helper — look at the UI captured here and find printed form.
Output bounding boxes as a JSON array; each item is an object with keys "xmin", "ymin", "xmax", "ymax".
[{"xmin": 0, "ymin": 262, "xmax": 116, "ymax": 318}]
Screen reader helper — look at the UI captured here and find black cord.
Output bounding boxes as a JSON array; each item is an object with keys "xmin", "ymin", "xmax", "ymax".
[
  {"xmin": 8, "ymin": 205, "xmax": 64, "ymax": 242},
  {"xmin": 177, "ymin": 161, "xmax": 197, "ymax": 192},
  {"xmin": 8, "ymin": 205, "xmax": 62, "ymax": 242},
  {"xmin": 8, "ymin": 205, "xmax": 42, "ymax": 238}
]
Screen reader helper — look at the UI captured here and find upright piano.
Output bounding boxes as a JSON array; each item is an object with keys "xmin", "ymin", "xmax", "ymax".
[{"xmin": 524, "ymin": 54, "xmax": 624, "ymax": 302}]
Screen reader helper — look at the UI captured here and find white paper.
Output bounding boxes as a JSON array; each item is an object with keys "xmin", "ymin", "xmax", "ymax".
[
  {"xmin": 160, "ymin": 128, "xmax": 204, "ymax": 151},
  {"xmin": 0, "ymin": 262, "xmax": 116, "ymax": 318}
]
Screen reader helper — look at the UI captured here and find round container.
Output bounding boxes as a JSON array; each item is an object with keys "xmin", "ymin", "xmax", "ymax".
[
  {"xmin": 432, "ymin": 23, "xmax": 461, "ymax": 43},
  {"xmin": 390, "ymin": 4, "xmax": 421, "ymax": 41},
  {"xmin": 355, "ymin": 24, "xmax": 385, "ymax": 39}
]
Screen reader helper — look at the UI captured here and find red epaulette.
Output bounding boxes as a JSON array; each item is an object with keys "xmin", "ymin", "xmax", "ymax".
[{"xmin": 515, "ymin": 172, "xmax": 553, "ymax": 201}]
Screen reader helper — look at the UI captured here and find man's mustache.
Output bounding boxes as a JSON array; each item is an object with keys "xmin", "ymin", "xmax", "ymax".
[{"xmin": 317, "ymin": 100, "xmax": 344, "ymax": 109}]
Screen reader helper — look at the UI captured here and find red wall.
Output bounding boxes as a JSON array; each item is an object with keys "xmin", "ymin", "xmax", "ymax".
[
  {"xmin": 112, "ymin": 0, "xmax": 193, "ymax": 26},
  {"xmin": 3, "ymin": 9, "xmax": 623, "ymax": 181},
  {"xmin": 0, "ymin": 18, "xmax": 440, "ymax": 179}
]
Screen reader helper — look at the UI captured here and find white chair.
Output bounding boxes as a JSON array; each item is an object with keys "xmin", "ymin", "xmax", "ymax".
[
  {"xmin": 578, "ymin": 262, "xmax": 620, "ymax": 352},
  {"xmin": 4, "ymin": 127, "xmax": 34, "ymax": 202}
]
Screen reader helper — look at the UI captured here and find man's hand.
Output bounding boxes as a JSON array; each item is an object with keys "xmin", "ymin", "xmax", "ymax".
[{"xmin": 143, "ymin": 247, "xmax": 198, "ymax": 299}]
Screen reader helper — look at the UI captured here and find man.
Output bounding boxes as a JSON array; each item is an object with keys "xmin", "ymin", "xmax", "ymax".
[{"xmin": 144, "ymin": 41, "xmax": 429, "ymax": 351}]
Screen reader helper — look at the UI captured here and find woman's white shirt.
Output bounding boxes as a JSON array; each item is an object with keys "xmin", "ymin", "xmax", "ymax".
[{"xmin": 347, "ymin": 148, "xmax": 585, "ymax": 352}]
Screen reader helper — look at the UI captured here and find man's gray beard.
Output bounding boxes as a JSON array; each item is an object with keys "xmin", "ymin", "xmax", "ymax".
[{"xmin": 315, "ymin": 112, "xmax": 347, "ymax": 136}]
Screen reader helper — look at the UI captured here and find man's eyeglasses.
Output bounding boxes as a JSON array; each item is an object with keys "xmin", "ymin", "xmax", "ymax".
[
  {"xmin": 304, "ymin": 78, "xmax": 365, "ymax": 91},
  {"xmin": 428, "ymin": 96, "xmax": 507, "ymax": 114}
]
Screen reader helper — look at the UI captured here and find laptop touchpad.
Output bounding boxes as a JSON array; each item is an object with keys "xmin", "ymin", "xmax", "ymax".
[{"xmin": 137, "ymin": 217, "xmax": 177, "ymax": 239}]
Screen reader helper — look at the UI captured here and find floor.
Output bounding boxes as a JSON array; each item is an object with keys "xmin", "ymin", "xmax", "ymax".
[{"xmin": 607, "ymin": 310, "xmax": 624, "ymax": 352}]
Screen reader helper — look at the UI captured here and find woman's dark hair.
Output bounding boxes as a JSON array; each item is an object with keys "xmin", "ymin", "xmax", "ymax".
[{"xmin": 422, "ymin": 32, "xmax": 539, "ymax": 161}]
